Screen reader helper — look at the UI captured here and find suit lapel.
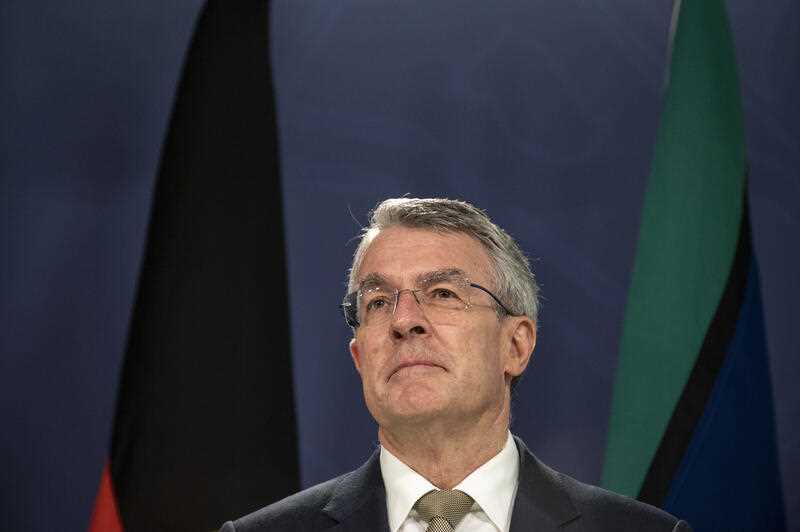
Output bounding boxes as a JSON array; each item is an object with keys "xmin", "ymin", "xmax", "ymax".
[
  {"xmin": 510, "ymin": 437, "xmax": 581, "ymax": 531},
  {"xmin": 318, "ymin": 438, "xmax": 580, "ymax": 532},
  {"xmin": 322, "ymin": 449, "xmax": 390, "ymax": 532}
]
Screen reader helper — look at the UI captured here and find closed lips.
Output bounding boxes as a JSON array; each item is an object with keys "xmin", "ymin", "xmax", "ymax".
[{"xmin": 389, "ymin": 361, "xmax": 444, "ymax": 380}]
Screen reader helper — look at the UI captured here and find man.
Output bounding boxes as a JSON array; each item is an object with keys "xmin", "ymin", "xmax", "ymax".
[{"xmin": 221, "ymin": 198, "xmax": 690, "ymax": 531}]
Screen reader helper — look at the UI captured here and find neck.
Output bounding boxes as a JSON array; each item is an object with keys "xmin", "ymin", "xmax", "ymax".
[{"xmin": 378, "ymin": 397, "xmax": 510, "ymax": 489}]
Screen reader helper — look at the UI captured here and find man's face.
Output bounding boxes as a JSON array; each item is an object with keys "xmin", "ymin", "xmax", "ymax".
[{"xmin": 349, "ymin": 226, "xmax": 534, "ymax": 431}]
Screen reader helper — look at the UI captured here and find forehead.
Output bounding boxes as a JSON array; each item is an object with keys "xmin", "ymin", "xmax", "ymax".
[{"xmin": 357, "ymin": 226, "xmax": 493, "ymax": 285}]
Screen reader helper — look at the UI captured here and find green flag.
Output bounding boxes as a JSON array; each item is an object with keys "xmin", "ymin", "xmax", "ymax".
[{"xmin": 601, "ymin": 0, "xmax": 746, "ymax": 497}]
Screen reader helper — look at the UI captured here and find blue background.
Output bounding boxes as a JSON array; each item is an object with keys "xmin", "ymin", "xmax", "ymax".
[{"xmin": 2, "ymin": 1, "xmax": 797, "ymax": 530}]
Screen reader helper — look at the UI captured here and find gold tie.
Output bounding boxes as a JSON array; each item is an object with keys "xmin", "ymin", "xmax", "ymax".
[{"xmin": 414, "ymin": 489, "xmax": 475, "ymax": 532}]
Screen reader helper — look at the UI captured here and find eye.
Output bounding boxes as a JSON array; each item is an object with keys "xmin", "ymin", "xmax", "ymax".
[
  {"xmin": 430, "ymin": 287, "xmax": 459, "ymax": 300},
  {"xmin": 365, "ymin": 296, "xmax": 391, "ymax": 312}
]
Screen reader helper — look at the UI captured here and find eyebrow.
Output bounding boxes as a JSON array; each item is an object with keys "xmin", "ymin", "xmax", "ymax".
[
  {"xmin": 358, "ymin": 273, "xmax": 389, "ymax": 292},
  {"xmin": 357, "ymin": 268, "xmax": 467, "ymax": 292},
  {"xmin": 416, "ymin": 268, "xmax": 466, "ymax": 286}
]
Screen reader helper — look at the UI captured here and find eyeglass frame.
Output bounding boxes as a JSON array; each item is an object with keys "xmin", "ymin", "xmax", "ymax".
[{"xmin": 340, "ymin": 278, "xmax": 517, "ymax": 328}]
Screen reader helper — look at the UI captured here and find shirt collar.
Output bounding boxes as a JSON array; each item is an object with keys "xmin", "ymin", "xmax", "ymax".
[
  {"xmin": 454, "ymin": 432, "xmax": 519, "ymax": 532},
  {"xmin": 380, "ymin": 432, "xmax": 519, "ymax": 532},
  {"xmin": 380, "ymin": 445, "xmax": 437, "ymax": 532}
]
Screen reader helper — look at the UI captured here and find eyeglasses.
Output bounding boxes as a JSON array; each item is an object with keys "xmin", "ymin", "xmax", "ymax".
[{"xmin": 341, "ymin": 273, "xmax": 516, "ymax": 328}]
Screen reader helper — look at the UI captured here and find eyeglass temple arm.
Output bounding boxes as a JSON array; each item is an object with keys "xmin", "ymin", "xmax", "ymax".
[
  {"xmin": 340, "ymin": 297, "xmax": 360, "ymax": 328},
  {"xmin": 468, "ymin": 283, "xmax": 517, "ymax": 316}
]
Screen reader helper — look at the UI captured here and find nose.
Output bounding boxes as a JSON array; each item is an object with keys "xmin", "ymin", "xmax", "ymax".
[{"xmin": 390, "ymin": 289, "xmax": 428, "ymax": 339}]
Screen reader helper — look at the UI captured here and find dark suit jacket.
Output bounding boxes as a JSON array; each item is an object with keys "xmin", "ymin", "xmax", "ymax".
[{"xmin": 221, "ymin": 437, "xmax": 691, "ymax": 531}]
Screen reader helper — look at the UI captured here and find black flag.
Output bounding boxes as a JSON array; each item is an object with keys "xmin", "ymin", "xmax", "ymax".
[{"xmin": 99, "ymin": 1, "xmax": 299, "ymax": 530}]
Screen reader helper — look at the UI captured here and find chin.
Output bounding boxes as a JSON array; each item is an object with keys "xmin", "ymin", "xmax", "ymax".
[{"xmin": 379, "ymin": 390, "xmax": 449, "ymax": 425}]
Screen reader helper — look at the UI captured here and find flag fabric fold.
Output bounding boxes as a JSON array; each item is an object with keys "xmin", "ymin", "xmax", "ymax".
[
  {"xmin": 89, "ymin": 1, "xmax": 300, "ymax": 530},
  {"xmin": 601, "ymin": 1, "xmax": 786, "ymax": 530}
]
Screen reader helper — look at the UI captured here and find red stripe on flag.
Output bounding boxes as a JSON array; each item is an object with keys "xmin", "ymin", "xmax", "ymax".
[{"xmin": 88, "ymin": 462, "xmax": 123, "ymax": 532}]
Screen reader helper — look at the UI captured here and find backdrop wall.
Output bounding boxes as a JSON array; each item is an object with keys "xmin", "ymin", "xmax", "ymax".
[{"xmin": 2, "ymin": 1, "xmax": 797, "ymax": 530}]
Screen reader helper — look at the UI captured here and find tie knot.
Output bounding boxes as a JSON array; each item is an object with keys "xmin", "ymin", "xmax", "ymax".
[{"xmin": 414, "ymin": 489, "xmax": 474, "ymax": 528}]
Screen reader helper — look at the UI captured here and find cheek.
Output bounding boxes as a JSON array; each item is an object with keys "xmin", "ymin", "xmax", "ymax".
[
  {"xmin": 357, "ymin": 336, "xmax": 390, "ymax": 381},
  {"xmin": 458, "ymin": 326, "xmax": 506, "ymax": 379}
]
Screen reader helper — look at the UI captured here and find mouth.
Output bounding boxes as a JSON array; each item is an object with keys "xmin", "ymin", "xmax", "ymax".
[{"xmin": 388, "ymin": 361, "xmax": 445, "ymax": 381}]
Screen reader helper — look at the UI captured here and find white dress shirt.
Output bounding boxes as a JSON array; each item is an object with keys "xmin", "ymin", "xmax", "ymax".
[{"xmin": 380, "ymin": 432, "xmax": 519, "ymax": 532}]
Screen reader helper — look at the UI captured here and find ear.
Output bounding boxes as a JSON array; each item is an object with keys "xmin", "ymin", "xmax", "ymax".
[
  {"xmin": 504, "ymin": 317, "xmax": 536, "ymax": 378},
  {"xmin": 349, "ymin": 337, "xmax": 363, "ymax": 374}
]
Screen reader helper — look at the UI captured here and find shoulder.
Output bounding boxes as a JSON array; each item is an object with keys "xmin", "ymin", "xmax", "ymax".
[
  {"xmin": 555, "ymin": 470, "xmax": 689, "ymax": 531},
  {"xmin": 220, "ymin": 449, "xmax": 385, "ymax": 532},
  {"xmin": 219, "ymin": 474, "xmax": 343, "ymax": 532},
  {"xmin": 513, "ymin": 437, "xmax": 689, "ymax": 531}
]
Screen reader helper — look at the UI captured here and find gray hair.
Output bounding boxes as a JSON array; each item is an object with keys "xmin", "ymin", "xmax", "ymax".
[{"xmin": 347, "ymin": 198, "xmax": 540, "ymax": 324}]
